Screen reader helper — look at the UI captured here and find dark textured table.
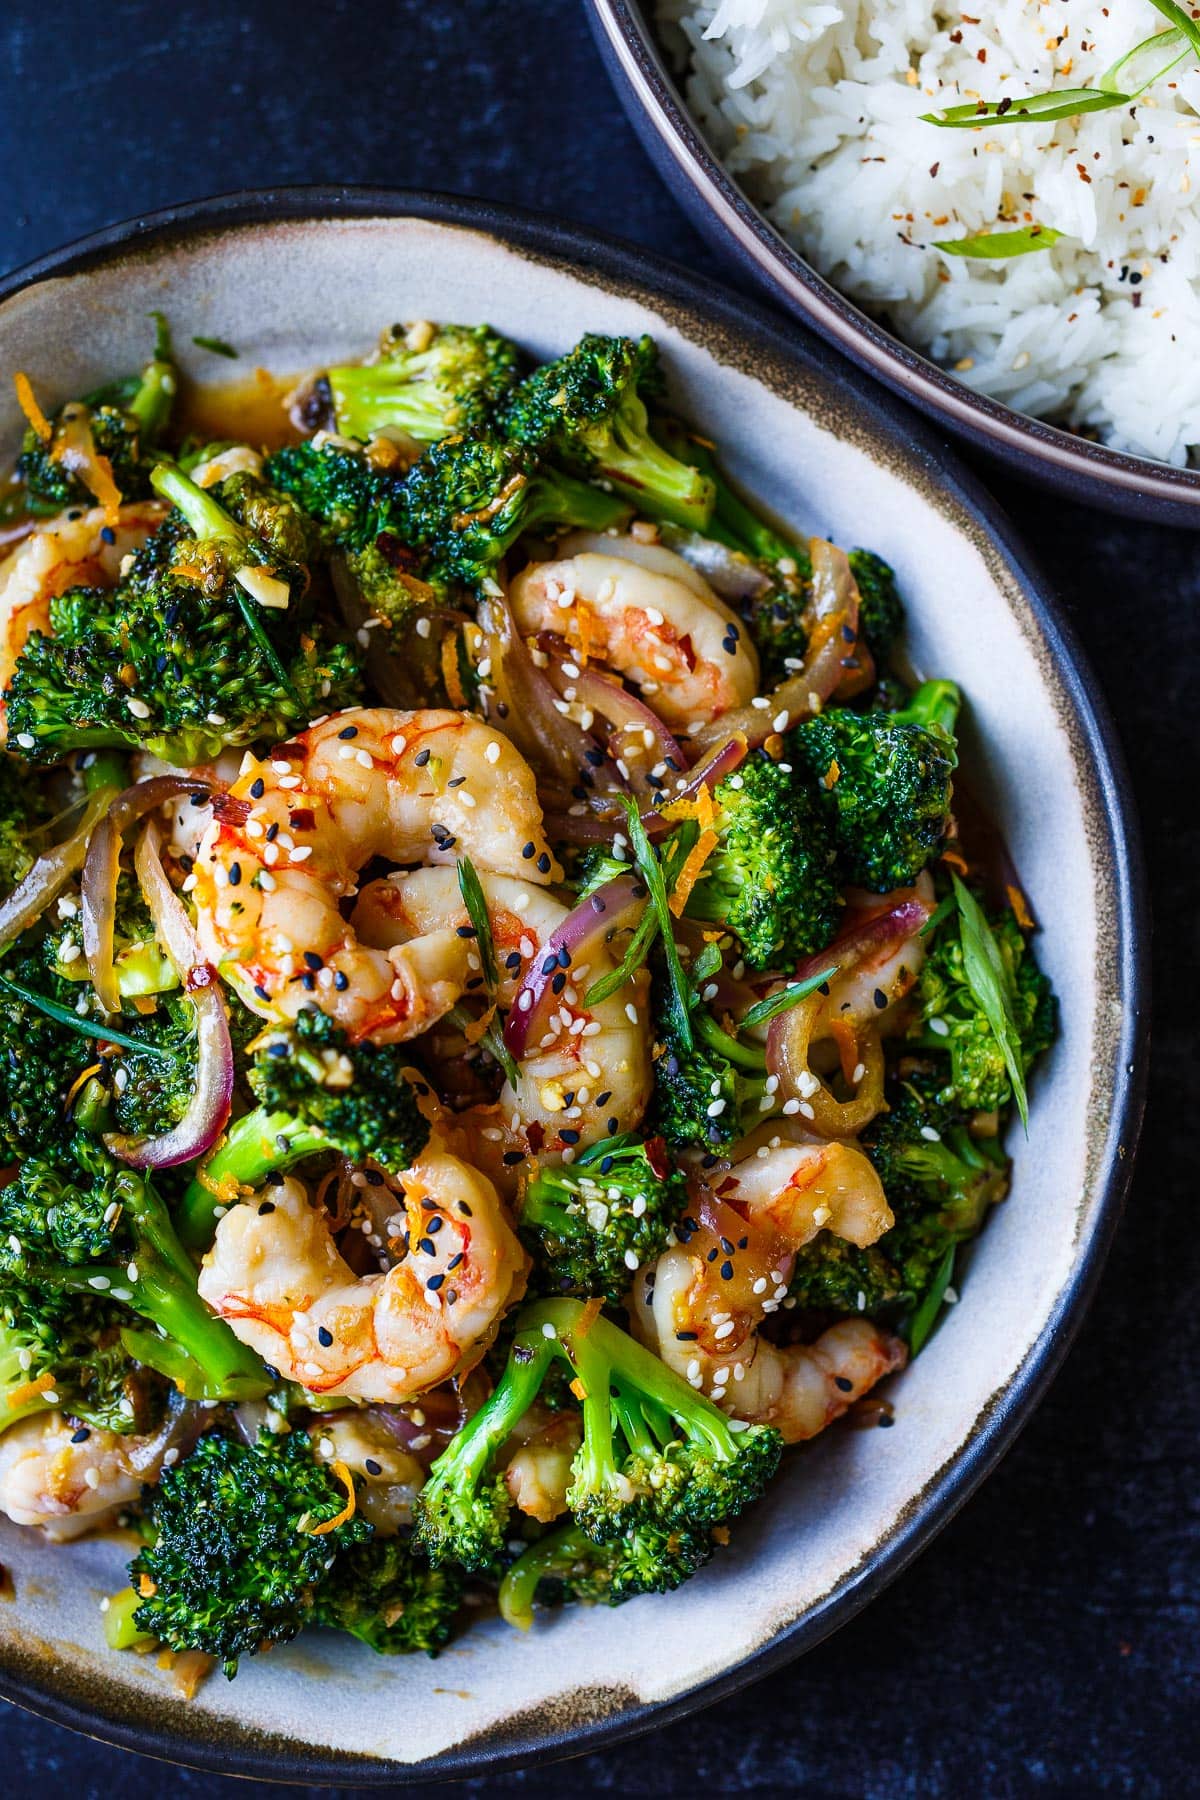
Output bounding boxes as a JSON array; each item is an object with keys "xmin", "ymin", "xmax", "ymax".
[{"xmin": 0, "ymin": 2, "xmax": 1194, "ymax": 1794}]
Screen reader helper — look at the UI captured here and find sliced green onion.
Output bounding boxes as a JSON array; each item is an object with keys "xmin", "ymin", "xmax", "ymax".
[
  {"xmin": 1146, "ymin": 0, "xmax": 1200, "ymax": 57},
  {"xmin": 0, "ymin": 974, "xmax": 172, "ymax": 1059},
  {"xmin": 455, "ymin": 854, "xmax": 521, "ymax": 1088},
  {"xmin": 952, "ymin": 873, "xmax": 1030, "ymax": 1130},
  {"xmin": 934, "ymin": 224, "xmax": 1064, "ymax": 258},
  {"xmin": 741, "ymin": 965, "xmax": 840, "ymax": 1031},
  {"xmin": 619, "ymin": 797, "xmax": 693, "ymax": 1050},
  {"xmin": 191, "ymin": 335, "xmax": 239, "ymax": 359},
  {"xmin": 923, "ymin": 86, "xmax": 1128, "ymax": 128},
  {"xmin": 907, "ymin": 1245, "xmax": 957, "ymax": 1355},
  {"xmin": 1100, "ymin": 24, "xmax": 1190, "ymax": 94},
  {"xmin": 921, "ymin": 891, "xmax": 958, "ymax": 937},
  {"xmin": 582, "ymin": 904, "xmax": 658, "ymax": 1009}
]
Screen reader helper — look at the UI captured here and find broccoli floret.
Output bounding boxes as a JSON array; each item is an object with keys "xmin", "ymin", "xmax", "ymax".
[
  {"xmin": 0, "ymin": 757, "xmax": 53, "ymax": 896},
  {"xmin": 785, "ymin": 1235, "xmax": 904, "ymax": 1318},
  {"xmin": 907, "ymin": 903, "xmax": 1056, "ymax": 1113},
  {"xmin": 413, "ymin": 1318, "xmax": 561, "ymax": 1573},
  {"xmin": 263, "ymin": 440, "xmax": 402, "ymax": 550},
  {"xmin": 649, "ymin": 990, "xmax": 775, "ymax": 1149},
  {"xmin": 0, "ymin": 953, "xmax": 99, "ymax": 1159},
  {"xmin": 328, "ymin": 321, "xmax": 522, "ymax": 444},
  {"xmin": 533, "ymin": 1299, "xmax": 780, "ymax": 1546},
  {"xmin": 500, "ymin": 334, "xmax": 715, "ymax": 530},
  {"xmin": 130, "ymin": 1429, "xmax": 372, "ymax": 1676},
  {"xmin": 679, "ymin": 753, "xmax": 839, "ymax": 969},
  {"xmin": 847, "ymin": 549, "xmax": 904, "ymax": 668},
  {"xmin": 312, "ymin": 1536, "xmax": 463, "ymax": 1656},
  {"xmin": 5, "ymin": 460, "xmax": 363, "ymax": 766},
  {"xmin": 398, "ymin": 432, "xmax": 631, "ymax": 594},
  {"xmin": 177, "ymin": 1007, "xmax": 430, "ymax": 1248},
  {"xmin": 15, "ymin": 315, "xmax": 177, "ymax": 510},
  {"xmin": 0, "ymin": 1133, "xmax": 270, "ymax": 1402},
  {"xmin": 0, "ymin": 1284, "xmax": 143, "ymax": 1437},
  {"xmin": 498, "ymin": 1517, "xmax": 711, "ymax": 1628},
  {"xmin": 791, "ymin": 679, "xmax": 961, "ymax": 891},
  {"xmin": 519, "ymin": 1135, "xmax": 688, "ymax": 1302}
]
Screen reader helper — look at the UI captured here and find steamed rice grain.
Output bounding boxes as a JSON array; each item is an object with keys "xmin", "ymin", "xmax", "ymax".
[{"xmin": 659, "ymin": 0, "xmax": 1200, "ymax": 464}]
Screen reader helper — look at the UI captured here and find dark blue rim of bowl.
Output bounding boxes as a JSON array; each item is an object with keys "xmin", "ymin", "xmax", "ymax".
[
  {"xmin": 0, "ymin": 187, "xmax": 1149, "ymax": 1785},
  {"xmin": 587, "ymin": 0, "xmax": 1200, "ymax": 524}
]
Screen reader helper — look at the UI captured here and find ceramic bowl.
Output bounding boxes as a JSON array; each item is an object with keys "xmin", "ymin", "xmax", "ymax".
[
  {"xmin": 0, "ymin": 190, "xmax": 1147, "ymax": 1782},
  {"xmin": 587, "ymin": 0, "xmax": 1200, "ymax": 526}
]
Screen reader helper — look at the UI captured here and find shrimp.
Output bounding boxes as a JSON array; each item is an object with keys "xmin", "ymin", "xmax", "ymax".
[
  {"xmin": 632, "ymin": 1143, "xmax": 904, "ymax": 1442},
  {"xmin": 509, "ymin": 538, "xmax": 760, "ymax": 729},
  {"xmin": 353, "ymin": 865, "xmax": 652, "ymax": 1149},
  {"xmin": 501, "ymin": 1403, "xmax": 582, "ymax": 1524},
  {"xmin": 197, "ymin": 1156, "xmax": 528, "ymax": 1404},
  {"xmin": 190, "ymin": 706, "xmax": 561, "ymax": 1040},
  {"xmin": 0, "ymin": 1407, "xmax": 182, "ymax": 1540},
  {"xmin": 0, "ymin": 500, "xmax": 164, "ymax": 738}
]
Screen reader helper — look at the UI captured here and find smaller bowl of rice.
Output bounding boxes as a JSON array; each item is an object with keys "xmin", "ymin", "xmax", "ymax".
[{"xmin": 588, "ymin": 0, "xmax": 1200, "ymax": 522}]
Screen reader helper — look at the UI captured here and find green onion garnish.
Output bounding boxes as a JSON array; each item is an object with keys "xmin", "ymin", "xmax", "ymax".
[
  {"xmin": 0, "ymin": 975, "xmax": 172, "ymax": 1059},
  {"xmin": 933, "ymin": 224, "xmax": 1064, "ymax": 259},
  {"xmin": 740, "ymin": 965, "xmax": 840, "ymax": 1031},
  {"xmin": 951, "ymin": 873, "xmax": 1030, "ymax": 1130},
  {"xmin": 907, "ymin": 1244, "xmax": 957, "ymax": 1355},
  {"xmin": 456, "ymin": 854, "xmax": 520, "ymax": 1089}
]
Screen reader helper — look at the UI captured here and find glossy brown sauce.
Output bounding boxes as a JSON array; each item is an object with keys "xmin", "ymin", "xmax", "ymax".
[{"xmin": 175, "ymin": 366, "xmax": 301, "ymax": 451}]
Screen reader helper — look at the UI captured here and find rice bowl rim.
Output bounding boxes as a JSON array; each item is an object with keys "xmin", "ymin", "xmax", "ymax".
[{"xmin": 588, "ymin": 0, "xmax": 1200, "ymax": 523}]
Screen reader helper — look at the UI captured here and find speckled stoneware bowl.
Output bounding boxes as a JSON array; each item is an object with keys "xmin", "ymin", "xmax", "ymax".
[
  {"xmin": 587, "ymin": 0, "xmax": 1200, "ymax": 526},
  {"xmin": 0, "ymin": 191, "xmax": 1147, "ymax": 1783}
]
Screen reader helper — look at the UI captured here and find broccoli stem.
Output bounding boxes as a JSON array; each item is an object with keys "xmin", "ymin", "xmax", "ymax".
[
  {"xmin": 126, "ymin": 315, "xmax": 177, "ymax": 442},
  {"xmin": 80, "ymin": 749, "xmax": 130, "ymax": 794},
  {"xmin": 898, "ymin": 679, "xmax": 961, "ymax": 741},
  {"xmin": 177, "ymin": 1107, "xmax": 330, "ymax": 1249},
  {"xmin": 524, "ymin": 469, "xmax": 631, "ymax": 537},
  {"xmin": 693, "ymin": 1009, "xmax": 768, "ymax": 1073},
  {"xmin": 499, "ymin": 1521, "xmax": 595, "ymax": 1629},
  {"xmin": 103, "ymin": 1585, "xmax": 159, "ymax": 1652},
  {"xmin": 657, "ymin": 422, "xmax": 804, "ymax": 569},
  {"xmin": 420, "ymin": 1328, "xmax": 560, "ymax": 1506},
  {"xmin": 150, "ymin": 459, "xmax": 251, "ymax": 557}
]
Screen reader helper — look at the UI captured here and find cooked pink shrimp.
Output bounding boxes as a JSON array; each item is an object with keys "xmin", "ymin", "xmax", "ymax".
[
  {"xmin": 509, "ymin": 538, "xmax": 759, "ymax": 729},
  {"xmin": 190, "ymin": 707, "xmax": 560, "ymax": 1041},
  {"xmin": 354, "ymin": 865, "xmax": 652, "ymax": 1149},
  {"xmin": 632, "ymin": 1147, "xmax": 903, "ymax": 1441},
  {"xmin": 198, "ymin": 1154, "xmax": 528, "ymax": 1403},
  {"xmin": 0, "ymin": 1407, "xmax": 181, "ymax": 1540},
  {"xmin": 0, "ymin": 500, "xmax": 164, "ymax": 739}
]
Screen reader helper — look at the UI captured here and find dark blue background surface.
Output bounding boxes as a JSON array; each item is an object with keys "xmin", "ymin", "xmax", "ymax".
[{"xmin": 0, "ymin": 2, "xmax": 1194, "ymax": 1793}]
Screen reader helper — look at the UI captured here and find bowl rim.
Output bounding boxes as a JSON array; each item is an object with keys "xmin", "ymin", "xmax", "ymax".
[
  {"xmin": 587, "ymin": 0, "xmax": 1200, "ymax": 513},
  {"xmin": 0, "ymin": 185, "xmax": 1149, "ymax": 1785}
]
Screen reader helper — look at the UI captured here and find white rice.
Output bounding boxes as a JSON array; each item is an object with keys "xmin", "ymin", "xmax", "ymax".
[{"xmin": 658, "ymin": 0, "xmax": 1200, "ymax": 464}]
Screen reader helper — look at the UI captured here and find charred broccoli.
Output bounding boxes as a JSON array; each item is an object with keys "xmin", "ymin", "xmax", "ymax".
[
  {"xmin": 519, "ymin": 1135, "xmax": 688, "ymax": 1302},
  {"xmin": 791, "ymin": 679, "xmax": 961, "ymax": 891},
  {"xmin": 328, "ymin": 321, "xmax": 521, "ymax": 444}
]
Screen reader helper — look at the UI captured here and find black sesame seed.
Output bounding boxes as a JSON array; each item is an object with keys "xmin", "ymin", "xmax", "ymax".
[
  {"xmin": 364, "ymin": 1458, "xmax": 382, "ymax": 1476},
  {"xmin": 599, "ymin": 1156, "xmax": 614, "ymax": 1175},
  {"xmin": 607, "ymin": 1117, "xmax": 619, "ymax": 1134},
  {"xmin": 254, "ymin": 983, "xmax": 270, "ymax": 1001},
  {"xmin": 300, "ymin": 972, "xmax": 316, "ymax": 991},
  {"xmin": 502, "ymin": 1151, "xmax": 524, "ymax": 1165},
  {"xmin": 258, "ymin": 1200, "xmax": 276, "ymax": 1215},
  {"xmin": 873, "ymin": 987, "xmax": 888, "ymax": 1010},
  {"xmin": 878, "ymin": 1415, "xmax": 895, "ymax": 1428},
  {"xmin": 250, "ymin": 777, "xmax": 265, "ymax": 798},
  {"xmin": 427, "ymin": 1216, "xmax": 443, "ymax": 1234},
  {"xmin": 70, "ymin": 1426, "xmax": 91, "ymax": 1443},
  {"xmin": 720, "ymin": 1236, "xmax": 735, "ymax": 1255},
  {"xmin": 456, "ymin": 924, "xmax": 476, "ymax": 937},
  {"xmin": 303, "ymin": 951, "xmax": 322, "ymax": 969},
  {"xmin": 426, "ymin": 1273, "xmax": 445, "ymax": 1291},
  {"xmin": 557, "ymin": 947, "xmax": 571, "ymax": 968},
  {"xmin": 551, "ymin": 971, "xmax": 566, "ymax": 994},
  {"xmin": 366, "ymin": 1169, "xmax": 385, "ymax": 1185},
  {"xmin": 228, "ymin": 862, "xmax": 241, "ymax": 886},
  {"xmin": 707, "ymin": 1247, "xmax": 720, "ymax": 1264},
  {"xmin": 560, "ymin": 1129, "xmax": 581, "ymax": 1145},
  {"xmin": 541, "ymin": 954, "xmax": 559, "ymax": 976},
  {"xmin": 536, "ymin": 852, "xmax": 551, "ymax": 874},
  {"xmin": 505, "ymin": 951, "xmax": 522, "ymax": 970},
  {"xmin": 334, "ymin": 971, "xmax": 349, "ymax": 990},
  {"xmin": 595, "ymin": 1091, "xmax": 612, "ymax": 1107},
  {"xmin": 676, "ymin": 1330, "xmax": 698, "ymax": 1342},
  {"xmin": 317, "ymin": 1325, "xmax": 334, "ymax": 1346},
  {"xmin": 447, "ymin": 775, "xmax": 466, "ymax": 788},
  {"xmin": 522, "ymin": 841, "xmax": 536, "ymax": 859},
  {"xmin": 720, "ymin": 1260, "xmax": 734, "ymax": 1281},
  {"xmin": 100, "ymin": 525, "xmax": 117, "ymax": 545},
  {"xmin": 414, "ymin": 747, "xmax": 431, "ymax": 766},
  {"xmin": 418, "ymin": 1237, "xmax": 436, "ymax": 1257},
  {"xmin": 266, "ymin": 822, "xmax": 279, "ymax": 842},
  {"xmin": 834, "ymin": 1376, "xmax": 853, "ymax": 1393},
  {"xmin": 458, "ymin": 1201, "xmax": 473, "ymax": 1217},
  {"xmin": 447, "ymin": 1251, "xmax": 464, "ymax": 1270},
  {"xmin": 338, "ymin": 725, "xmax": 358, "ymax": 739}
]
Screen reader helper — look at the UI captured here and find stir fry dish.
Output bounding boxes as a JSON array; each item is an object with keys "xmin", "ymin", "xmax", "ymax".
[{"xmin": 0, "ymin": 317, "xmax": 1055, "ymax": 1680}]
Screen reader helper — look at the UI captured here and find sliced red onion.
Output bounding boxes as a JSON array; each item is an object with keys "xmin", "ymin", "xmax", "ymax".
[
  {"xmin": 0, "ymin": 783, "xmax": 119, "ymax": 953},
  {"xmin": 81, "ymin": 774, "xmax": 215, "ymax": 1014},
  {"xmin": 538, "ymin": 634, "xmax": 684, "ymax": 802},
  {"xmin": 503, "ymin": 872, "xmax": 646, "ymax": 1061},
  {"xmin": 477, "ymin": 590, "xmax": 615, "ymax": 796},
  {"xmin": 103, "ymin": 820, "xmax": 233, "ymax": 1170},
  {"xmin": 791, "ymin": 886, "xmax": 934, "ymax": 989},
  {"xmin": 656, "ymin": 525, "xmax": 774, "ymax": 604},
  {"xmin": 689, "ymin": 537, "xmax": 861, "ymax": 754}
]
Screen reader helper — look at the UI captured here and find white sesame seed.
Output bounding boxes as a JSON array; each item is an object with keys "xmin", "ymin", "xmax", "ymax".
[
  {"xmin": 127, "ymin": 697, "xmax": 151, "ymax": 719},
  {"xmin": 781, "ymin": 1098, "xmax": 801, "ymax": 1116},
  {"xmin": 415, "ymin": 617, "xmax": 432, "ymax": 638},
  {"xmin": 929, "ymin": 1016, "xmax": 950, "ymax": 1038}
]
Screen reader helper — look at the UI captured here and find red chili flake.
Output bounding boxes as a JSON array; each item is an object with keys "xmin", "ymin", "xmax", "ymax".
[
  {"xmin": 929, "ymin": 161, "xmax": 940, "ymax": 177},
  {"xmin": 211, "ymin": 793, "xmax": 250, "ymax": 825},
  {"xmin": 1077, "ymin": 164, "xmax": 1092, "ymax": 183},
  {"xmin": 288, "ymin": 807, "xmax": 316, "ymax": 830},
  {"xmin": 977, "ymin": 46, "xmax": 987, "ymax": 60}
]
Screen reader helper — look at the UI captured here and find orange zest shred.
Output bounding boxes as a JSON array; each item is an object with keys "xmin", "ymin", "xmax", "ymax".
[
  {"xmin": 6, "ymin": 1370, "xmax": 56, "ymax": 1412},
  {"xmin": 569, "ymin": 1377, "xmax": 589, "ymax": 1403},
  {"xmin": 79, "ymin": 451, "xmax": 122, "ymax": 529},
  {"xmin": 823, "ymin": 758, "xmax": 841, "ymax": 791},
  {"xmin": 137, "ymin": 1573, "xmax": 158, "ymax": 1598},
  {"xmin": 441, "ymin": 630, "xmax": 467, "ymax": 708},
  {"xmin": 308, "ymin": 1460, "xmax": 357, "ymax": 1535},
  {"xmin": 941, "ymin": 845, "xmax": 970, "ymax": 876},
  {"xmin": 660, "ymin": 779, "xmax": 716, "ymax": 831},
  {"xmin": 1006, "ymin": 883, "xmax": 1035, "ymax": 931},
  {"xmin": 669, "ymin": 826, "xmax": 719, "ymax": 918},
  {"xmin": 13, "ymin": 372, "xmax": 51, "ymax": 443},
  {"xmin": 573, "ymin": 1297, "xmax": 603, "ymax": 1340},
  {"xmin": 828, "ymin": 1017, "xmax": 861, "ymax": 1089},
  {"xmin": 63, "ymin": 1062, "xmax": 103, "ymax": 1113},
  {"xmin": 462, "ymin": 999, "xmax": 497, "ymax": 1046}
]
